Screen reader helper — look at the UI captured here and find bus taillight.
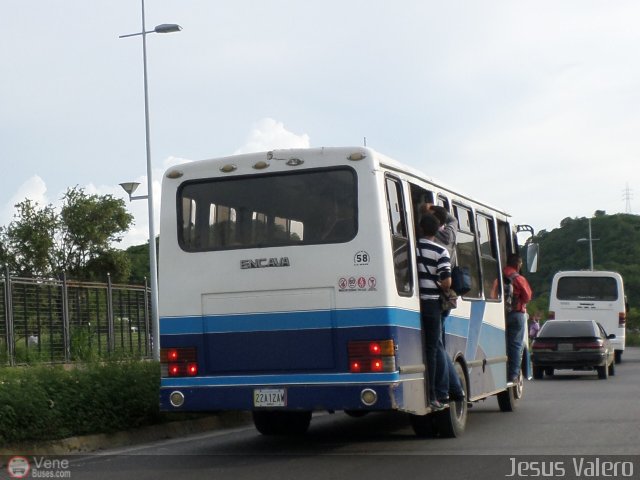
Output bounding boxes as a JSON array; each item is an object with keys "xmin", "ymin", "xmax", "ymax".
[
  {"xmin": 348, "ymin": 340, "xmax": 396, "ymax": 373},
  {"xmin": 167, "ymin": 349, "xmax": 179, "ymax": 361},
  {"xmin": 161, "ymin": 347, "xmax": 198, "ymax": 377},
  {"xmin": 548, "ymin": 311, "xmax": 555, "ymax": 320},
  {"xmin": 619, "ymin": 312, "xmax": 626, "ymax": 327}
]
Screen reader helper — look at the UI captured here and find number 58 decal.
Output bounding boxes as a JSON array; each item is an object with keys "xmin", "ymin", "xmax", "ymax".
[{"xmin": 354, "ymin": 250, "xmax": 370, "ymax": 265}]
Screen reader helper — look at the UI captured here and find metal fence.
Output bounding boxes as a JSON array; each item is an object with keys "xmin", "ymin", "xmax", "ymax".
[{"xmin": 0, "ymin": 269, "xmax": 152, "ymax": 365}]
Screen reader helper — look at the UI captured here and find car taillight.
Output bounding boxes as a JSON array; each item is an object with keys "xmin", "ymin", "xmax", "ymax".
[
  {"xmin": 548, "ymin": 311, "xmax": 555, "ymax": 320},
  {"xmin": 619, "ymin": 312, "xmax": 626, "ymax": 327},
  {"xmin": 532, "ymin": 341, "xmax": 556, "ymax": 351},
  {"xmin": 161, "ymin": 347, "xmax": 198, "ymax": 377},
  {"xmin": 575, "ymin": 341, "xmax": 603, "ymax": 350},
  {"xmin": 348, "ymin": 340, "xmax": 396, "ymax": 373}
]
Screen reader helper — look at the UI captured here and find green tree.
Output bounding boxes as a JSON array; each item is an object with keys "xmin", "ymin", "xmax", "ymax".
[
  {"xmin": 1, "ymin": 199, "xmax": 58, "ymax": 276},
  {"xmin": 125, "ymin": 243, "xmax": 150, "ymax": 284},
  {"xmin": 1, "ymin": 187, "xmax": 134, "ymax": 280},
  {"xmin": 83, "ymin": 249, "xmax": 132, "ymax": 283},
  {"xmin": 57, "ymin": 187, "xmax": 133, "ymax": 278}
]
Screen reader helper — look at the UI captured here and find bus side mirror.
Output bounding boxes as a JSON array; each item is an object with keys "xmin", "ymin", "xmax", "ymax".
[
  {"xmin": 526, "ymin": 243, "xmax": 539, "ymax": 273},
  {"xmin": 607, "ymin": 333, "xmax": 616, "ymax": 340}
]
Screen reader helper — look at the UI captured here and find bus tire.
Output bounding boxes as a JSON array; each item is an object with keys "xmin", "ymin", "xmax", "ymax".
[
  {"xmin": 433, "ymin": 361, "xmax": 468, "ymax": 438},
  {"xmin": 344, "ymin": 410, "xmax": 369, "ymax": 418},
  {"xmin": 409, "ymin": 413, "xmax": 437, "ymax": 438},
  {"xmin": 498, "ymin": 370, "xmax": 523, "ymax": 412},
  {"xmin": 544, "ymin": 367, "xmax": 554, "ymax": 376},
  {"xmin": 614, "ymin": 350, "xmax": 622, "ymax": 364},
  {"xmin": 608, "ymin": 361, "xmax": 616, "ymax": 376},
  {"xmin": 252, "ymin": 411, "xmax": 312, "ymax": 436}
]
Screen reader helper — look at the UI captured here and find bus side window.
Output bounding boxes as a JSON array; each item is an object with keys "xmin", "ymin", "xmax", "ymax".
[
  {"xmin": 437, "ymin": 195, "xmax": 449, "ymax": 211},
  {"xmin": 386, "ymin": 176, "xmax": 412, "ymax": 296},
  {"xmin": 477, "ymin": 214, "xmax": 500, "ymax": 300},
  {"xmin": 453, "ymin": 204, "xmax": 482, "ymax": 299},
  {"xmin": 496, "ymin": 219, "xmax": 511, "ymax": 273}
]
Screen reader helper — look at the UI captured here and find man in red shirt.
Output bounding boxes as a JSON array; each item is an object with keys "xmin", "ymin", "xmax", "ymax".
[{"xmin": 503, "ymin": 253, "xmax": 533, "ymax": 383}]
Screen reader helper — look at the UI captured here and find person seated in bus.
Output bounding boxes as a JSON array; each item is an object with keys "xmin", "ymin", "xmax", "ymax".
[
  {"xmin": 424, "ymin": 204, "xmax": 466, "ymax": 402},
  {"xmin": 415, "ymin": 213, "xmax": 451, "ymax": 411}
]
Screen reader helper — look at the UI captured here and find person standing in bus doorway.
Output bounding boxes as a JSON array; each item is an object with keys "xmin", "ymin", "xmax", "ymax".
[
  {"xmin": 424, "ymin": 204, "xmax": 466, "ymax": 403},
  {"xmin": 416, "ymin": 213, "xmax": 452, "ymax": 411},
  {"xmin": 503, "ymin": 253, "xmax": 533, "ymax": 383}
]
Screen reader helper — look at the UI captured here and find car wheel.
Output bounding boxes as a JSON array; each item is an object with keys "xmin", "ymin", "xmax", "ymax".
[
  {"xmin": 614, "ymin": 350, "xmax": 622, "ymax": 364},
  {"xmin": 532, "ymin": 366, "xmax": 544, "ymax": 380},
  {"xmin": 608, "ymin": 360, "xmax": 616, "ymax": 376},
  {"xmin": 597, "ymin": 365, "xmax": 609, "ymax": 380}
]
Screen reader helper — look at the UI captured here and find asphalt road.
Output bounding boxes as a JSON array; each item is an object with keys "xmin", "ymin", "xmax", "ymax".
[{"xmin": 61, "ymin": 347, "xmax": 640, "ymax": 479}]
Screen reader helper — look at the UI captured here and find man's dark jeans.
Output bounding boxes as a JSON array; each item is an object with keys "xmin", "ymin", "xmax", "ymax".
[{"xmin": 421, "ymin": 299, "xmax": 446, "ymax": 403}]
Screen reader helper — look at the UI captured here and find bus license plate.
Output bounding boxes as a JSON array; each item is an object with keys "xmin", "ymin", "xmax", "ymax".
[{"xmin": 254, "ymin": 388, "xmax": 286, "ymax": 407}]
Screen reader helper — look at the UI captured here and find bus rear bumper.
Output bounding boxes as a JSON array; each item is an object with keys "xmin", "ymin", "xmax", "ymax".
[{"xmin": 160, "ymin": 381, "xmax": 413, "ymax": 413}]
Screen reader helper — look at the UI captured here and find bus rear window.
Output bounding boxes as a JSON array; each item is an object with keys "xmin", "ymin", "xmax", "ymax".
[
  {"xmin": 178, "ymin": 168, "xmax": 357, "ymax": 251},
  {"xmin": 556, "ymin": 276, "xmax": 618, "ymax": 301}
]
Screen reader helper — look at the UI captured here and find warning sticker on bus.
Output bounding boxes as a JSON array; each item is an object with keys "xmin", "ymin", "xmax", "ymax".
[
  {"xmin": 254, "ymin": 388, "xmax": 287, "ymax": 407},
  {"xmin": 338, "ymin": 276, "xmax": 377, "ymax": 292}
]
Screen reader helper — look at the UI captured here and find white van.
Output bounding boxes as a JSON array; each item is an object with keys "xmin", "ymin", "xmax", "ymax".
[{"xmin": 549, "ymin": 271, "xmax": 627, "ymax": 363}]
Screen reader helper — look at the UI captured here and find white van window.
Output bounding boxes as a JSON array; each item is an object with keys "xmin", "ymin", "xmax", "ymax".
[{"xmin": 556, "ymin": 277, "xmax": 618, "ymax": 301}]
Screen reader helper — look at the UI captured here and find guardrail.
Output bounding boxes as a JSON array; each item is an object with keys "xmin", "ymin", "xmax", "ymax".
[{"xmin": 0, "ymin": 268, "xmax": 151, "ymax": 365}]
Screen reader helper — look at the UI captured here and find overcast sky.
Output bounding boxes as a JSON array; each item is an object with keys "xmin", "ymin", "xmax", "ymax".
[{"xmin": 1, "ymin": 1, "xmax": 638, "ymax": 247}]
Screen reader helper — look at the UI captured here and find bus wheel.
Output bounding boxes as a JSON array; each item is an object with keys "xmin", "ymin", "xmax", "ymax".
[
  {"xmin": 532, "ymin": 366, "xmax": 544, "ymax": 380},
  {"xmin": 498, "ymin": 370, "xmax": 523, "ymax": 412},
  {"xmin": 608, "ymin": 361, "xmax": 616, "ymax": 376},
  {"xmin": 409, "ymin": 413, "xmax": 438, "ymax": 438},
  {"xmin": 615, "ymin": 350, "xmax": 622, "ymax": 364},
  {"xmin": 253, "ymin": 411, "xmax": 312, "ymax": 436},
  {"xmin": 344, "ymin": 410, "xmax": 369, "ymax": 418},
  {"xmin": 544, "ymin": 367, "xmax": 554, "ymax": 376},
  {"xmin": 433, "ymin": 361, "xmax": 468, "ymax": 438}
]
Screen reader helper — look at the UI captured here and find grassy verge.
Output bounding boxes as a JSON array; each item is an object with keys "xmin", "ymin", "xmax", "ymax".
[
  {"xmin": 626, "ymin": 330, "xmax": 640, "ymax": 347},
  {"xmin": 0, "ymin": 361, "xmax": 168, "ymax": 447}
]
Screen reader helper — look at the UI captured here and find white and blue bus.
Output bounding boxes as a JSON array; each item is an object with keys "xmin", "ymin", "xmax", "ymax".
[{"xmin": 158, "ymin": 147, "xmax": 538, "ymax": 437}]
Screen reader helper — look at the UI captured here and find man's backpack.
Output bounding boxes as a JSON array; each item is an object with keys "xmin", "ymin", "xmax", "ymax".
[{"xmin": 504, "ymin": 272, "xmax": 520, "ymax": 313}]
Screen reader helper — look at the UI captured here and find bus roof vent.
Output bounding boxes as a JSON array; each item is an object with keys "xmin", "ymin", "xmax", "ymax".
[
  {"xmin": 220, "ymin": 164, "xmax": 237, "ymax": 173},
  {"xmin": 253, "ymin": 161, "xmax": 270, "ymax": 170}
]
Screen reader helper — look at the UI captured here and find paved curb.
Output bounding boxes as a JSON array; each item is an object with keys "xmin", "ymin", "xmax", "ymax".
[{"xmin": 0, "ymin": 412, "xmax": 252, "ymax": 456}]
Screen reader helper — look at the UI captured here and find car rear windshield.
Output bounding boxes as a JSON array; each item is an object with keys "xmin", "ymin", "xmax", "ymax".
[
  {"xmin": 556, "ymin": 276, "xmax": 618, "ymax": 301},
  {"xmin": 177, "ymin": 167, "xmax": 357, "ymax": 251},
  {"xmin": 539, "ymin": 321, "xmax": 596, "ymax": 338}
]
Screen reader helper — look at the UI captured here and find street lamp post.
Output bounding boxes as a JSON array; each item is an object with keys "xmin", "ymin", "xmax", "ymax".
[
  {"xmin": 120, "ymin": 0, "xmax": 181, "ymax": 361},
  {"xmin": 576, "ymin": 217, "xmax": 599, "ymax": 271}
]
